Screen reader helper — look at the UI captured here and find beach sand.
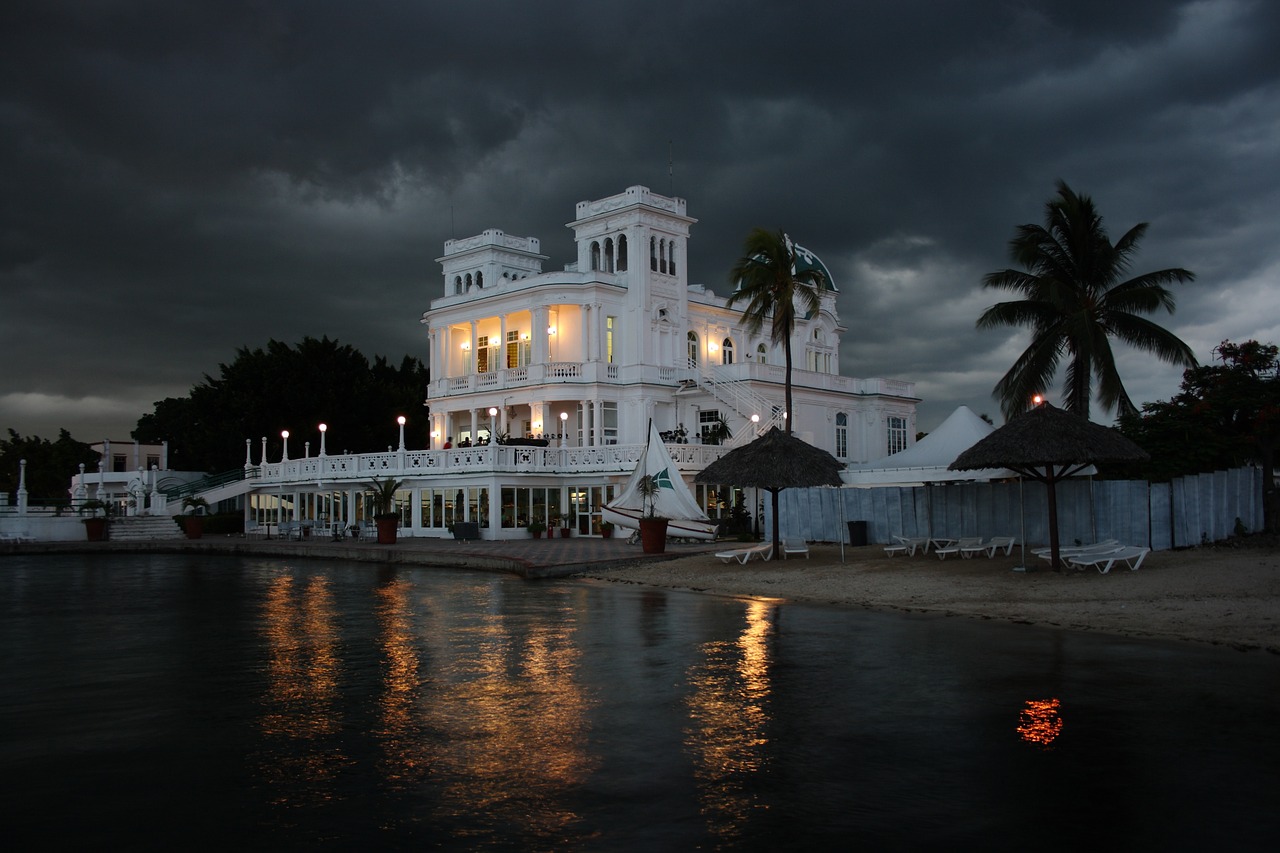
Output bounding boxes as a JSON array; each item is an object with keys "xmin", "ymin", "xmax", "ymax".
[{"xmin": 581, "ymin": 538, "xmax": 1280, "ymax": 654}]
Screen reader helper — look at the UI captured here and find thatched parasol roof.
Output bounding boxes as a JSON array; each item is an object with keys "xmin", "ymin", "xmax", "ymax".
[
  {"xmin": 950, "ymin": 402, "xmax": 1148, "ymax": 572},
  {"xmin": 696, "ymin": 427, "xmax": 844, "ymax": 489},
  {"xmin": 950, "ymin": 402, "xmax": 1148, "ymax": 475},
  {"xmin": 697, "ymin": 427, "xmax": 843, "ymax": 558}
]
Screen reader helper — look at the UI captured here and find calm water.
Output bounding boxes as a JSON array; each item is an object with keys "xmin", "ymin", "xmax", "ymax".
[{"xmin": 2, "ymin": 553, "xmax": 1277, "ymax": 851}]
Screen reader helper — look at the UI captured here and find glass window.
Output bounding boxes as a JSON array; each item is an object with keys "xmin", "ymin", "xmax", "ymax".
[
  {"xmin": 835, "ymin": 412, "xmax": 848, "ymax": 459},
  {"xmin": 888, "ymin": 416, "xmax": 908, "ymax": 455}
]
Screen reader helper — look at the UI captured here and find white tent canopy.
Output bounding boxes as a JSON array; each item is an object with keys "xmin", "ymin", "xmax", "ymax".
[{"xmin": 843, "ymin": 405, "xmax": 1016, "ymax": 486}]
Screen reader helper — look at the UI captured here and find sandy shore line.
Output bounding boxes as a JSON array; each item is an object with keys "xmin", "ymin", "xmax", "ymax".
[{"xmin": 581, "ymin": 541, "xmax": 1280, "ymax": 654}]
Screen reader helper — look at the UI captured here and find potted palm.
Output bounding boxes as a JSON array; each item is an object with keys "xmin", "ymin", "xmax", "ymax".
[
  {"xmin": 599, "ymin": 520, "xmax": 614, "ymax": 539},
  {"xmin": 636, "ymin": 474, "xmax": 668, "ymax": 553},
  {"xmin": 80, "ymin": 499, "xmax": 109, "ymax": 542},
  {"xmin": 367, "ymin": 477, "xmax": 403, "ymax": 544},
  {"xmin": 526, "ymin": 519, "xmax": 546, "ymax": 539},
  {"xmin": 180, "ymin": 496, "xmax": 209, "ymax": 539}
]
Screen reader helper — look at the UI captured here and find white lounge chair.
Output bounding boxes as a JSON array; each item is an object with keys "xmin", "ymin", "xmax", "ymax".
[
  {"xmin": 935, "ymin": 537, "xmax": 984, "ymax": 560},
  {"xmin": 1068, "ymin": 546, "xmax": 1150, "ymax": 574},
  {"xmin": 782, "ymin": 539, "xmax": 810, "ymax": 559},
  {"xmin": 715, "ymin": 542, "xmax": 773, "ymax": 564},
  {"xmin": 966, "ymin": 536, "xmax": 1016, "ymax": 558},
  {"xmin": 884, "ymin": 535, "xmax": 924, "ymax": 557},
  {"xmin": 1032, "ymin": 539, "xmax": 1118, "ymax": 558}
]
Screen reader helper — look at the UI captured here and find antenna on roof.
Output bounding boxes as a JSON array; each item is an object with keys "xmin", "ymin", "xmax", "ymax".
[{"xmin": 668, "ymin": 140, "xmax": 673, "ymax": 196}]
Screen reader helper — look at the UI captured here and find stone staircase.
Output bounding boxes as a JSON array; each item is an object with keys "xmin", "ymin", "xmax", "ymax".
[{"xmin": 108, "ymin": 515, "xmax": 186, "ymax": 542}]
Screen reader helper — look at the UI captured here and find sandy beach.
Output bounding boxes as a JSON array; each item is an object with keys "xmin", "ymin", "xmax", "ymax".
[{"xmin": 582, "ymin": 538, "xmax": 1280, "ymax": 654}]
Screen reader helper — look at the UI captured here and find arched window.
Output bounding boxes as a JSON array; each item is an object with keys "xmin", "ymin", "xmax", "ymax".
[
  {"xmin": 454, "ymin": 276, "xmax": 463, "ymax": 295},
  {"xmin": 659, "ymin": 239, "xmax": 668, "ymax": 274},
  {"xmin": 721, "ymin": 338, "xmax": 734, "ymax": 365},
  {"xmin": 617, "ymin": 234, "xmax": 628, "ymax": 271},
  {"xmin": 668, "ymin": 240, "xmax": 677, "ymax": 276},
  {"xmin": 465, "ymin": 273, "xmax": 473, "ymax": 290},
  {"xmin": 756, "ymin": 343, "xmax": 768, "ymax": 364},
  {"xmin": 835, "ymin": 413, "xmax": 848, "ymax": 459},
  {"xmin": 604, "ymin": 238, "xmax": 615, "ymax": 272},
  {"xmin": 590, "ymin": 241, "xmax": 601, "ymax": 271},
  {"xmin": 650, "ymin": 237, "xmax": 657, "ymax": 271},
  {"xmin": 475, "ymin": 271, "xmax": 483, "ymax": 288},
  {"xmin": 687, "ymin": 331, "xmax": 699, "ymax": 368}
]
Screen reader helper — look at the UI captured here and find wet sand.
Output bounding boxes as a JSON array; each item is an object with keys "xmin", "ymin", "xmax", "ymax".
[{"xmin": 581, "ymin": 540, "xmax": 1280, "ymax": 654}]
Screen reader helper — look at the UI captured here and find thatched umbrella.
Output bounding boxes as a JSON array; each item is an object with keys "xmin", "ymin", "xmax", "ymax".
[
  {"xmin": 949, "ymin": 402, "xmax": 1148, "ymax": 571},
  {"xmin": 696, "ymin": 427, "xmax": 844, "ymax": 558}
]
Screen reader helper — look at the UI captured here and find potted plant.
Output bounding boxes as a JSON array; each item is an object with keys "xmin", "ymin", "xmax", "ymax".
[
  {"xmin": 526, "ymin": 519, "xmax": 546, "ymax": 539},
  {"xmin": 636, "ymin": 474, "xmax": 668, "ymax": 553},
  {"xmin": 80, "ymin": 499, "xmax": 109, "ymax": 542},
  {"xmin": 180, "ymin": 496, "xmax": 209, "ymax": 539},
  {"xmin": 556, "ymin": 513, "xmax": 572, "ymax": 538},
  {"xmin": 367, "ymin": 477, "xmax": 403, "ymax": 544},
  {"xmin": 599, "ymin": 520, "xmax": 614, "ymax": 539}
]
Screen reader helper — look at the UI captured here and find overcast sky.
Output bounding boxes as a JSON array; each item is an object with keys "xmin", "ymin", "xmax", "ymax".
[{"xmin": 4, "ymin": 0, "xmax": 1279, "ymax": 446}]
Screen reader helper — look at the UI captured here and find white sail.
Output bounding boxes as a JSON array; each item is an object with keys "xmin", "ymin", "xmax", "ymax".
[{"xmin": 602, "ymin": 420, "xmax": 718, "ymax": 540}]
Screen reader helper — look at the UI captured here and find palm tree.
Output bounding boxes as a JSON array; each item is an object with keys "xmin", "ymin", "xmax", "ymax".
[
  {"xmin": 979, "ymin": 180, "xmax": 1197, "ymax": 421},
  {"xmin": 728, "ymin": 228, "xmax": 827, "ymax": 434}
]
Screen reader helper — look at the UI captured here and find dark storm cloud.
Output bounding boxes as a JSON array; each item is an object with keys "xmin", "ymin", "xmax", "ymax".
[{"xmin": 3, "ymin": 0, "xmax": 1279, "ymax": 442}]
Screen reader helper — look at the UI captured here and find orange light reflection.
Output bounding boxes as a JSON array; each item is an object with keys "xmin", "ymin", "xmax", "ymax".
[{"xmin": 1017, "ymin": 697, "xmax": 1063, "ymax": 748}]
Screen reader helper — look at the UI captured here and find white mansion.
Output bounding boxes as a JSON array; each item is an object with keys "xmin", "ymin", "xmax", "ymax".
[{"xmin": 230, "ymin": 185, "xmax": 918, "ymax": 539}]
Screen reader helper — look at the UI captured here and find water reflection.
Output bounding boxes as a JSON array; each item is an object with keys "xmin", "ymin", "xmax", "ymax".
[
  {"xmin": 373, "ymin": 576, "xmax": 431, "ymax": 786},
  {"xmin": 413, "ymin": 584, "xmax": 598, "ymax": 843},
  {"xmin": 1017, "ymin": 697, "xmax": 1064, "ymax": 748},
  {"xmin": 684, "ymin": 599, "xmax": 779, "ymax": 845},
  {"xmin": 257, "ymin": 574, "xmax": 347, "ymax": 803}
]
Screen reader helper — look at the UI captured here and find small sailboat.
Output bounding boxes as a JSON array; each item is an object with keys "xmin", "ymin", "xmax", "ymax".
[{"xmin": 602, "ymin": 420, "xmax": 719, "ymax": 540}]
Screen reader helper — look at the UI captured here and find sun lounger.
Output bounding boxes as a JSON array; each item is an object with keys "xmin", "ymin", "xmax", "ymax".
[
  {"xmin": 1035, "ymin": 541, "xmax": 1123, "ymax": 563},
  {"xmin": 1068, "ymin": 545, "xmax": 1150, "ymax": 574},
  {"xmin": 715, "ymin": 542, "xmax": 773, "ymax": 564},
  {"xmin": 966, "ymin": 536, "xmax": 1016, "ymax": 557},
  {"xmin": 885, "ymin": 535, "xmax": 924, "ymax": 557},
  {"xmin": 1032, "ymin": 539, "xmax": 1118, "ymax": 558},
  {"xmin": 782, "ymin": 539, "xmax": 810, "ymax": 559},
  {"xmin": 935, "ymin": 537, "xmax": 984, "ymax": 560}
]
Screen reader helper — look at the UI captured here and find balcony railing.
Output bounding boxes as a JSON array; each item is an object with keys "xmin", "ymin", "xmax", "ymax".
[{"xmin": 253, "ymin": 441, "xmax": 726, "ymax": 486}]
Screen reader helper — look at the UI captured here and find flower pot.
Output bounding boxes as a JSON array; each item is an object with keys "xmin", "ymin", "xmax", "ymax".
[
  {"xmin": 375, "ymin": 516, "xmax": 398, "ymax": 544},
  {"xmin": 560, "ymin": 527, "xmax": 571, "ymax": 538},
  {"xmin": 182, "ymin": 516, "xmax": 204, "ymax": 540},
  {"xmin": 83, "ymin": 517, "xmax": 107, "ymax": 542},
  {"xmin": 639, "ymin": 518, "xmax": 668, "ymax": 554},
  {"xmin": 600, "ymin": 527, "xmax": 613, "ymax": 539}
]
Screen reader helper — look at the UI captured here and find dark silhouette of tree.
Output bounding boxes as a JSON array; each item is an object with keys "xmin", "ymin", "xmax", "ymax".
[
  {"xmin": 1117, "ymin": 340, "xmax": 1279, "ymax": 531},
  {"xmin": 979, "ymin": 180, "xmax": 1196, "ymax": 421},
  {"xmin": 133, "ymin": 337, "xmax": 429, "ymax": 472},
  {"xmin": 0, "ymin": 428, "xmax": 98, "ymax": 505},
  {"xmin": 728, "ymin": 228, "xmax": 827, "ymax": 435}
]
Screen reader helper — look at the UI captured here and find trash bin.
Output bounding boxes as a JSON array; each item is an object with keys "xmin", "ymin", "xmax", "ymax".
[{"xmin": 846, "ymin": 520, "xmax": 868, "ymax": 546}]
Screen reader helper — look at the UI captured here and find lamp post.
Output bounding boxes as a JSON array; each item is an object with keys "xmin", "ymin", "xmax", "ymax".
[
  {"xmin": 559, "ymin": 411, "xmax": 568, "ymax": 447},
  {"xmin": 488, "ymin": 407, "xmax": 498, "ymax": 442},
  {"xmin": 281, "ymin": 430, "xmax": 290, "ymax": 462},
  {"xmin": 397, "ymin": 415, "xmax": 407, "ymax": 451},
  {"xmin": 318, "ymin": 423, "xmax": 328, "ymax": 456}
]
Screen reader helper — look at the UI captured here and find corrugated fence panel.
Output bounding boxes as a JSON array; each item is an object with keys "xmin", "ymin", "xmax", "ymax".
[
  {"xmin": 1150, "ymin": 482, "xmax": 1172, "ymax": 550},
  {"xmin": 776, "ymin": 467, "xmax": 1259, "ymax": 550}
]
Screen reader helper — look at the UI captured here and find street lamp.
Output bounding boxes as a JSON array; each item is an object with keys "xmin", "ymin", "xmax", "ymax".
[
  {"xmin": 559, "ymin": 411, "xmax": 568, "ymax": 447},
  {"xmin": 281, "ymin": 430, "xmax": 290, "ymax": 462},
  {"xmin": 397, "ymin": 415, "xmax": 407, "ymax": 451},
  {"xmin": 318, "ymin": 423, "xmax": 327, "ymax": 456}
]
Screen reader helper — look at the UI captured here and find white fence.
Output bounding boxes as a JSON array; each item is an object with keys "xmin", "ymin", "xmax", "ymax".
[{"xmin": 774, "ymin": 467, "xmax": 1265, "ymax": 550}]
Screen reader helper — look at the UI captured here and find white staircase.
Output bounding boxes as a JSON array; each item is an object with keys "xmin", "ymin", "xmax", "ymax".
[
  {"xmin": 108, "ymin": 515, "xmax": 186, "ymax": 542},
  {"xmin": 681, "ymin": 363, "xmax": 786, "ymax": 446}
]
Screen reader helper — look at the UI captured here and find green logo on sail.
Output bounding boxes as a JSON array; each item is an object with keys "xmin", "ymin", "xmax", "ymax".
[{"xmin": 654, "ymin": 468, "xmax": 674, "ymax": 489}]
